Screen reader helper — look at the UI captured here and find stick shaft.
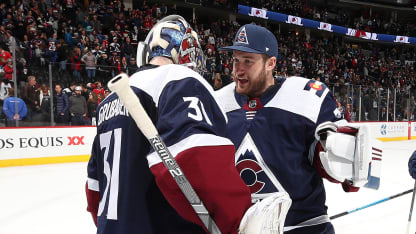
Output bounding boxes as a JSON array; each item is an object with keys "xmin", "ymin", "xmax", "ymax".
[
  {"xmin": 330, "ymin": 189, "xmax": 413, "ymax": 220},
  {"xmin": 408, "ymin": 182, "xmax": 416, "ymax": 222}
]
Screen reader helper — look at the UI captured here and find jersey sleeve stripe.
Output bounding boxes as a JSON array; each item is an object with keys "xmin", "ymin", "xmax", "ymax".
[
  {"xmin": 87, "ymin": 177, "xmax": 99, "ymax": 191},
  {"xmin": 147, "ymin": 133, "xmax": 234, "ymax": 168}
]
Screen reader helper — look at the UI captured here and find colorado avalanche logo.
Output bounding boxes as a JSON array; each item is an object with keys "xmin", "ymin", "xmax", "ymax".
[
  {"xmin": 236, "ymin": 27, "xmax": 249, "ymax": 44},
  {"xmin": 235, "ymin": 133, "xmax": 286, "ymax": 198},
  {"xmin": 236, "ymin": 159, "xmax": 265, "ymax": 193}
]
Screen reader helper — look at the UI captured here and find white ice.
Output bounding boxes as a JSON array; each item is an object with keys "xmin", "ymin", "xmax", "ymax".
[{"xmin": 1, "ymin": 140, "xmax": 416, "ymax": 234}]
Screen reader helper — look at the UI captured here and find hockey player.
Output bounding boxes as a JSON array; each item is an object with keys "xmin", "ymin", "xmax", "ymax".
[
  {"xmin": 408, "ymin": 151, "xmax": 416, "ymax": 179},
  {"xmin": 86, "ymin": 15, "xmax": 290, "ymax": 234},
  {"xmin": 217, "ymin": 24, "xmax": 380, "ymax": 233}
]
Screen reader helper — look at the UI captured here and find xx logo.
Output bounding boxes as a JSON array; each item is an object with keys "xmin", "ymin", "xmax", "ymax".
[{"xmin": 68, "ymin": 136, "xmax": 85, "ymax": 145}]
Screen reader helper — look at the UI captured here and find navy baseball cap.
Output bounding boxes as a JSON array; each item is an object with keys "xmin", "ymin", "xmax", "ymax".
[{"xmin": 220, "ymin": 24, "xmax": 278, "ymax": 58}]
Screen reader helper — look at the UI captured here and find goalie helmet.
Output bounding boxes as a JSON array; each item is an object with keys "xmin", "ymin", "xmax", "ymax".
[{"xmin": 136, "ymin": 15, "xmax": 206, "ymax": 74}]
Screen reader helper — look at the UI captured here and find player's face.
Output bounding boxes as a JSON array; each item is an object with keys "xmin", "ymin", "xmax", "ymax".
[{"xmin": 232, "ymin": 50, "xmax": 271, "ymax": 97}]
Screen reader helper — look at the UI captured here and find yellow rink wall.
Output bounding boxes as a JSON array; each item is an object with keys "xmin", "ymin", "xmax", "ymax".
[
  {"xmin": 0, "ymin": 122, "xmax": 414, "ymax": 167},
  {"xmin": 0, "ymin": 126, "xmax": 96, "ymax": 167}
]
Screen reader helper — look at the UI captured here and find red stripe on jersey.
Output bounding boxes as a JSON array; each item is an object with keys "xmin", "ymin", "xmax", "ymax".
[
  {"xmin": 150, "ymin": 145, "xmax": 251, "ymax": 234},
  {"xmin": 85, "ymin": 182, "xmax": 99, "ymax": 226}
]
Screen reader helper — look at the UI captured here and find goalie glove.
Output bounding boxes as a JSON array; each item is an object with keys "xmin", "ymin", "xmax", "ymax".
[
  {"xmin": 314, "ymin": 121, "xmax": 382, "ymax": 191},
  {"xmin": 239, "ymin": 192, "xmax": 291, "ymax": 234}
]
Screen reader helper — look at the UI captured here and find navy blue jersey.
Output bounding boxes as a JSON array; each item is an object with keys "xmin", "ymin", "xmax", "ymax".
[
  {"xmin": 87, "ymin": 64, "xmax": 251, "ymax": 234},
  {"xmin": 216, "ymin": 77, "xmax": 343, "ymax": 232}
]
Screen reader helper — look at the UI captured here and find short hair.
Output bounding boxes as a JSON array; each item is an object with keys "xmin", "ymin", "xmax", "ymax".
[{"xmin": 27, "ymin": 75, "xmax": 36, "ymax": 82}]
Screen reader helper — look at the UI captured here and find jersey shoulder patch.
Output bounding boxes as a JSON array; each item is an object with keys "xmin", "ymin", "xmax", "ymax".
[{"xmin": 265, "ymin": 76, "xmax": 329, "ymax": 123}]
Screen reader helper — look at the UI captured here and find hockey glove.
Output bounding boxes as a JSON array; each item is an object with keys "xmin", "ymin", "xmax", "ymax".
[{"xmin": 314, "ymin": 122, "xmax": 382, "ymax": 192}]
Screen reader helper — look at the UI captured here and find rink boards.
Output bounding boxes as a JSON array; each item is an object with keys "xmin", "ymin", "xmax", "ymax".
[
  {"xmin": 0, "ymin": 126, "xmax": 96, "ymax": 167},
  {"xmin": 0, "ymin": 122, "xmax": 414, "ymax": 167}
]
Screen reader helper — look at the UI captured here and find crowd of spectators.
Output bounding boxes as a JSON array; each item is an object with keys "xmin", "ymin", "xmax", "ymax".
[
  {"xmin": 241, "ymin": 0, "xmax": 416, "ymax": 37},
  {"xmin": 0, "ymin": 0, "xmax": 415, "ymax": 126}
]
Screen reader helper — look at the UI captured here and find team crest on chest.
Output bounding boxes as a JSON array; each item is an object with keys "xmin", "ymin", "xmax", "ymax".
[{"xmin": 235, "ymin": 133, "xmax": 286, "ymax": 198}]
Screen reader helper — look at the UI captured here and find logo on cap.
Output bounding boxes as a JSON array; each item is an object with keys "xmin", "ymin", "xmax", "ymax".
[{"xmin": 236, "ymin": 27, "xmax": 249, "ymax": 45}]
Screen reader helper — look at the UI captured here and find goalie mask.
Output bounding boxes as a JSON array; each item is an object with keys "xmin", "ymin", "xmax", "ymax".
[{"xmin": 136, "ymin": 15, "xmax": 206, "ymax": 74}]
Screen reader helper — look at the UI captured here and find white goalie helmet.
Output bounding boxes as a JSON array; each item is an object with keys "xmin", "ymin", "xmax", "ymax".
[{"xmin": 136, "ymin": 15, "xmax": 206, "ymax": 74}]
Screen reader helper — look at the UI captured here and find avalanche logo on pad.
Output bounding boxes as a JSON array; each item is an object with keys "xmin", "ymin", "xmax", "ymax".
[{"xmin": 236, "ymin": 27, "xmax": 249, "ymax": 44}]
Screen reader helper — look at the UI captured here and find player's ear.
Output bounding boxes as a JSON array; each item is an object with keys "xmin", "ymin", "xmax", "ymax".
[{"xmin": 265, "ymin": 56, "xmax": 276, "ymax": 72}]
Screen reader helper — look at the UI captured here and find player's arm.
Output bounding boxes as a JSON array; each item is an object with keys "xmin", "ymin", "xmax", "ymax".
[
  {"xmin": 147, "ymin": 79, "xmax": 251, "ymax": 233},
  {"xmin": 85, "ymin": 135, "xmax": 100, "ymax": 226},
  {"xmin": 312, "ymin": 94, "xmax": 382, "ymax": 192}
]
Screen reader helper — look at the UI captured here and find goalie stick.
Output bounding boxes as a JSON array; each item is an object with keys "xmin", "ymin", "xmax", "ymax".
[{"xmin": 107, "ymin": 73, "xmax": 221, "ymax": 234}]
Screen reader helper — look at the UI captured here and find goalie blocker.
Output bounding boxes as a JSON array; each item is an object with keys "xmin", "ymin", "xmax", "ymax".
[{"xmin": 314, "ymin": 121, "xmax": 382, "ymax": 192}]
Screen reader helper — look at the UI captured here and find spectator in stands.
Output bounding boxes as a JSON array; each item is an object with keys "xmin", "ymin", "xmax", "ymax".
[
  {"xmin": 86, "ymin": 91, "xmax": 98, "ymax": 125},
  {"xmin": 92, "ymin": 81, "xmax": 105, "ymax": 105},
  {"xmin": 21, "ymin": 75, "xmax": 40, "ymax": 121},
  {"xmin": 69, "ymin": 85, "xmax": 87, "ymax": 125},
  {"xmin": 3, "ymin": 58, "xmax": 12, "ymax": 80},
  {"xmin": 81, "ymin": 49, "xmax": 97, "ymax": 82},
  {"xmin": 38, "ymin": 84, "xmax": 51, "ymax": 123},
  {"xmin": 0, "ymin": 45, "xmax": 11, "ymax": 67},
  {"xmin": 0, "ymin": 76, "xmax": 11, "ymax": 119},
  {"xmin": 96, "ymin": 53, "xmax": 111, "ymax": 83},
  {"xmin": 54, "ymin": 83, "xmax": 70, "ymax": 125},
  {"xmin": 3, "ymin": 87, "xmax": 27, "ymax": 127},
  {"xmin": 126, "ymin": 57, "xmax": 137, "ymax": 76},
  {"xmin": 70, "ymin": 47, "xmax": 82, "ymax": 82},
  {"xmin": 380, "ymin": 106, "xmax": 393, "ymax": 121}
]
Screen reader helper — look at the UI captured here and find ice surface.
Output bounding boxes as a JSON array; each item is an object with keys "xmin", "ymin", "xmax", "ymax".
[{"xmin": 1, "ymin": 140, "xmax": 415, "ymax": 234}]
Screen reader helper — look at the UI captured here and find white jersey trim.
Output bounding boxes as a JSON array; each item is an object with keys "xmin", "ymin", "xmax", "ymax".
[
  {"xmin": 129, "ymin": 64, "xmax": 228, "ymax": 123},
  {"xmin": 147, "ymin": 133, "xmax": 234, "ymax": 168},
  {"xmin": 265, "ymin": 76, "xmax": 329, "ymax": 123},
  {"xmin": 87, "ymin": 177, "xmax": 99, "ymax": 192},
  {"xmin": 215, "ymin": 82, "xmax": 241, "ymax": 113}
]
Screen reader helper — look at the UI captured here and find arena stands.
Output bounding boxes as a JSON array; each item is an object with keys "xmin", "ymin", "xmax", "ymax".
[{"xmin": 0, "ymin": 0, "xmax": 414, "ymax": 127}]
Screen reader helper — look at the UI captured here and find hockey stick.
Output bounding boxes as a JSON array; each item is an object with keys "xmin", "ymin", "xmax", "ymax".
[
  {"xmin": 330, "ymin": 188, "xmax": 414, "ymax": 220},
  {"xmin": 107, "ymin": 73, "xmax": 221, "ymax": 234},
  {"xmin": 406, "ymin": 181, "xmax": 416, "ymax": 234}
]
